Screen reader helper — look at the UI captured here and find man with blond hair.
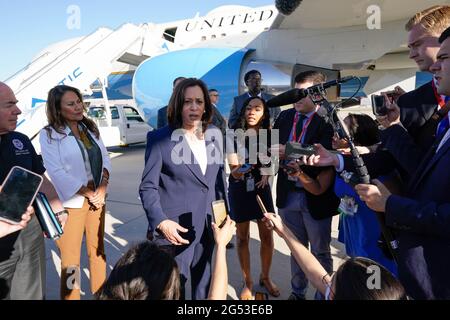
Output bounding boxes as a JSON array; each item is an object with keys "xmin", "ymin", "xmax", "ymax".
[{"xmin": 377, "ymin": 5, "xmax": 450, "ymax": 177}]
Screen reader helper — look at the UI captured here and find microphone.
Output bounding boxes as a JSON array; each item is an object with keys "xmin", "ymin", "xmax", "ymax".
[
  {"xmin": 266, "ymin": 88, "xmax": 306, "ymax": 108},
  {"xmin": 266, "ymin": 76, "xmax": 355, "ymax": 108},
  {"xmin": 275, "ymin": 0, "xmax": 303, "ymax": 16}
]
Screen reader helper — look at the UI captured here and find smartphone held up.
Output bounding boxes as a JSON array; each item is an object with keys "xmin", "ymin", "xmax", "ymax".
[
  {"xmin": 0, "ymin": 166, "xmax": 43, "ymax": 225},
  {"xmin": 212, "ymin": 200, "xmax": 228, "ymax": 228}
]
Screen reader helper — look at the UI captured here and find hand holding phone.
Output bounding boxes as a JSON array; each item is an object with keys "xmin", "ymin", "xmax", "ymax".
[
  {"xmin": 212, "ymin": 200, "xmax": 228, "ymax": 228},
  {"xmin": 280, "ymin": 161, "xmax": 300, "ymax": 175},
  {"xmin": 371, "ymin": 95, "xmax": 388, "ymax": 116},
  {"xmin": 0, "ymin": 191, "xmax": 33, "ymax": 238},
  {"xmin": 0, "ymin": 166, "xmax": 43, "ymax": 225}
]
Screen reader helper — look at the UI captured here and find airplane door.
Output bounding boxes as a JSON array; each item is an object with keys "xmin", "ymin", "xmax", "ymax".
[{"xmin": 122, "ymin": 106, "xmax": 149, "ymax": 144}]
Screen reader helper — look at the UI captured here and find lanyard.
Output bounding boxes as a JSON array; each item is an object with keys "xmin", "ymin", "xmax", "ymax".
[
  {"xmin": 292, "ymin": 112, "xmax": 315, "ymax": 143},
  {"xmin": 432, "ymin": 80, "xmax": 448, "ymax": 109}
]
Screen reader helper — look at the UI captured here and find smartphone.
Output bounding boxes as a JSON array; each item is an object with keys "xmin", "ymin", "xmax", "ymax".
[
  {"xmin": 285, "ymin": 142, "xmax": 315, "ymax": 159},
  {"xmin": 0, "ymin": 166, "xmax": 43, "ymax": 224},
  {"xmin": 211, "ymin": 200, "xmax": 227, "ymax": 228},
  {"xmin": 371, "ymin": 95, "xmax": 388, "ymax": 116},
  {"xmin": 255, "ymin": 291, "xmax": 268, "ymax": 300},
  {"xmin": 237, "ymin": 164, "xmax": 252, "ymax": 173}
]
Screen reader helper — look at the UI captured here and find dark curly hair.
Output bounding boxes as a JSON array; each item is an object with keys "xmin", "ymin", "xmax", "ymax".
[
  {"xmin": 233, "ymin": 96, "xmax": 271, "ymax": 131},
  {"xmin": 95, "ymin": 241, "xmax": 180, "ymax": 300},
  {"xmin": 344, "ymin": 113, "xmax": 380, "ymax": 146}
]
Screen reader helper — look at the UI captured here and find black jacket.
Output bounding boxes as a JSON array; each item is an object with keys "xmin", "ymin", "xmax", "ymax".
[{"xmin": 273, "ymin": 108, "xmax": 339, "ymax": 220}]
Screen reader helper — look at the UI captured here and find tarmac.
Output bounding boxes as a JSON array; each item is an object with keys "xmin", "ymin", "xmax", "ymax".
[{"xmin": 44, "ymin": 144, "xmax": 347, "ymax": 300}]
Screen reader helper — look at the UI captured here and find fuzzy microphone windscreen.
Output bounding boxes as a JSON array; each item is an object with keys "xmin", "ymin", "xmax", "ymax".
[{"xmin": 275, "ymin": 0, "xmax": 303, "ymax": 16}]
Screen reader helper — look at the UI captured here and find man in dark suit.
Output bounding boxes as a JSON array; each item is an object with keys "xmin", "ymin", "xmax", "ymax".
[
  {"xmin": 355, "ymin": 27, "xmax": 450, "ymax": 300},
  {"xmin": 156, "ymin": 77, "xmax": 186, "ymax": 129},
  {"xmin": 272, "ymin": 71, "xmax": 336, "ymax": 300},
  {"xmin": 228, "ymin": 70, "xmax": 280, "ymax": 129}
]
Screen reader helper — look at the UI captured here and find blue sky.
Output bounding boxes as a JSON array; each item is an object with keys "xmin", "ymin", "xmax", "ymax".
[{"xmin": 0, "ymin": 0, "xmax": 271, "ymax": 81}]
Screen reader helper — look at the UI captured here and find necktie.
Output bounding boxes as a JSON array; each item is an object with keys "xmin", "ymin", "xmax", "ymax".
[
  {"xmin": 436, "ymin": 96, "xmax": 450, "ymax": 137},
  {"xmin": 436, "ymin": 115, "xmax": 450, "ymax": 138},
  {"xmin": 295, "ymin": 114, "xmax": 307, "ymax": 141}
]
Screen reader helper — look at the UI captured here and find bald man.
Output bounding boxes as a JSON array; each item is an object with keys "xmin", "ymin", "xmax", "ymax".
[{"xmin": 0, "ymin": 82, "xmax": 64, "ymax": 300}]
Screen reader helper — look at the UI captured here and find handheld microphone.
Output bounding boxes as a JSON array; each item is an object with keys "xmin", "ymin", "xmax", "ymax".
[{"xmin": 266, "ymin": 76, "xmax": 355, "ymax": 108}]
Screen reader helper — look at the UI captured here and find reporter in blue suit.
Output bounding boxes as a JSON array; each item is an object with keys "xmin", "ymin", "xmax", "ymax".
[
  {"xmin": 140, "ymin": 78, "xmax": 222, "ymax": 300},
  {"xmin": 355, "ymin": 28, "xmax": 450, "ymax": 300}
]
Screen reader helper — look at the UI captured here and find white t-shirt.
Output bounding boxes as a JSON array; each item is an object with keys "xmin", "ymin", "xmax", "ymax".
[{"xmin": 184, "ymin": 132, "xmax": 207, "ymax": 175}]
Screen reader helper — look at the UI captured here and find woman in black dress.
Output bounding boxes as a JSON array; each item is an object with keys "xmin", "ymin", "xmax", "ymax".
[{"xmin": 227, "ymin": 97, "xmax": 279, "ymax": 299}]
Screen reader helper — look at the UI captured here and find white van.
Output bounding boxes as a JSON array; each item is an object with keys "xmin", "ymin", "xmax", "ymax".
[{"xmin": 87, "ymin": 104, "xmax": 152, "ymax": 147}]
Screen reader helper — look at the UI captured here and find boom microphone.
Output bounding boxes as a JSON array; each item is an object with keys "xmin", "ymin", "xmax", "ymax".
[
  {"xmin": 275, "ymin": 0, "xmax": 303, "ymax": 16},
  {"xmin": 266, "ymin": 88, "xmax": 306, "ymax": 108},
  {"xmin": 266, "ymin": 76, "xmax": 355, "ymax": 108}
]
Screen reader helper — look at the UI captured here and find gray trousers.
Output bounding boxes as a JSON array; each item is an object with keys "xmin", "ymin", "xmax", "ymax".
[
  {"xmin": 279, "ymin": 191, "xmax": 333, "ymax": 298},
  {"xmin": 0, "ymin": 216, "xmax": 46, "ymax": 300}
]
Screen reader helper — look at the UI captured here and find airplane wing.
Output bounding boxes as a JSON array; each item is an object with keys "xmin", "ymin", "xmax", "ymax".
[{"xmin": 272, "ymin": 0, "xmax": 450, "ymax": 30}]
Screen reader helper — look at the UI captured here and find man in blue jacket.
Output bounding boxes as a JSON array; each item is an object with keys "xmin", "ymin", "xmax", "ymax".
[{"xmin": 355, "ymin": 27, "xmax": 450, "ymax": 300}]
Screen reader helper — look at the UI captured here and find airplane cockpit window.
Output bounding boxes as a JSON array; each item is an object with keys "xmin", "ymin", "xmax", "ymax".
[{"xmin": 163, "ymin": 27, "xmax": 177, "ymax": 43}]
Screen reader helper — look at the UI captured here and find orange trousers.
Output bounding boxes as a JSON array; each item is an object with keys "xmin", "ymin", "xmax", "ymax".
[{"xmin": 56, "ymin": 199, "xmax": 106, "ymax": 300}]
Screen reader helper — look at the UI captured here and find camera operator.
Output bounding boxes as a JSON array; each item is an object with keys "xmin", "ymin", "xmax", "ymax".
[
  {"xmin": 271, "ymin": 71, "xmax": 338, "ymax": 300},
  {"xmin": 354, "ymin": 27, "xmax": 450, "ymax": 300}
]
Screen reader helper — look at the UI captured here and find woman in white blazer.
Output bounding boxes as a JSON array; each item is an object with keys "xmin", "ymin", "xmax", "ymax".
[{"xmin": 39, "ymin": 85, "xmax": 111, "ymax": 300}]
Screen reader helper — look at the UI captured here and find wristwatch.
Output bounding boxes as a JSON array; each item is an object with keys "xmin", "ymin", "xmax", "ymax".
[{"xmin": 55, "ymin": 210, "xmax": 69, "ymax": 217}]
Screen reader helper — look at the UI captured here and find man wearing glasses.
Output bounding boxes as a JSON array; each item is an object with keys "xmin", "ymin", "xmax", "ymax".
[{"xmin": 228, "ymin": 70, "xmax": 280, "ymax": 129}]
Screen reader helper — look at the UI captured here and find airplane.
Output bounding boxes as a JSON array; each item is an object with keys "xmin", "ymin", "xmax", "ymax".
[{"xmin": 5, "ymin": 0, "xmax": 448, "ymax": 147}]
